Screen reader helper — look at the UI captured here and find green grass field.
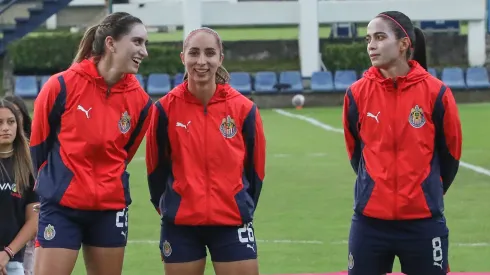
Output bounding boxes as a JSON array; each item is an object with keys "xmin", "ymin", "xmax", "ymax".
[
  {"xmin": 15, "ymin": 24, "xmax": 469, "ymax": 42},
  {"xmin": 62, "ymin": 103, "xmax": 490, "ymax": 274}
]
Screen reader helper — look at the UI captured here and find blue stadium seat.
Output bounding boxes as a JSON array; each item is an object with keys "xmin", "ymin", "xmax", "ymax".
[
  {"xmin": 174, "ymin": 73, "xmax": 184, "ymax": 87},
  {"xmin": 229, "ymin": 72, "xmax": 252, "ymax": 94},
  {"xmin": 147, "ymin": 73, "xmax": 171, "ymax": 95},
  {"xmin": 428, "ymin": 68, "xmax": 437, "ymax": 78},
  {"xmin": 465, "ymin": 67, "xmax": 490, "ymax": 89},
  {"xmin": 310, "ymin": 71, "xmax": 334, "ymax": 92},
  {"xmin": 14, "ymin": 76, "xmax": 38, "ymax": 98},
  {"xmin": 40, "ymin": 75, "xmax": 50, "ymax": 89},
  {"xmin": 135, "ymin": 74, "xmax": 145, "ymax": 88},
  {"xmin": 441, "ymin": 67, "xmax": 466, "ymax": 90},
  {"xmin": 278, "ymin": 71, "xmax": 303, "ymax": 93},
  {"xmin": 331, "ymin": 23, "xmax": 357, "ymax": 38},
  {"xmin": 254, "ymin": 71, "xmax": 277, "ymax": 93},
  {"xmin": 334, "ymin": 70, "xmax": 357, "ymax": 91}
]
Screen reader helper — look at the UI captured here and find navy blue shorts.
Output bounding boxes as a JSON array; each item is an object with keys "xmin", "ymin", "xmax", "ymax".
[
  {"xmin": 37, "ymin": 198, "xmax": 129, "ymax": 250},
  {"xmin": 348, "ymin": 213, "xmax": 449, "ymax": 275},
  {"xmin": 159, "ymin": 220, "xmax": 257, "ymax": 263}
]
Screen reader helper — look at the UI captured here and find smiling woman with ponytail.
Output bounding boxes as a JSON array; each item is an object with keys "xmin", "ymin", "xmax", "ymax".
[
  {"xmin": 146, "ymin": 27, "xmax": 266, "ymax": 275},
  {"xmin": 31, "ymin": 12, "xmax": 154, "ymax": 275},
  {"xmin": 342, "ymin": 10, "xmax": 462, "ymax": 275}
]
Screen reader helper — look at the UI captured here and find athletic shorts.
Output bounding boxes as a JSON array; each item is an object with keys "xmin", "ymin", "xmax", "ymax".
[
  {"xmin": 37, "ymin": 197, "xmax": 129, "ymax": 250},
  {"xmin": 160, "ymin": 220, "xmax": 257, "ymax": 263},
  {"xmin": 347, "ymin": 213, "xmax": 449, "ymax": 275}
]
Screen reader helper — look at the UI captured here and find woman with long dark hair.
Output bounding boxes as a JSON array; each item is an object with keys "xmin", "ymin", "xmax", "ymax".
[
  {"xmin": 343, "ymin": 11, "xmax": 462, "ymax": 275},
  {"xmin": 3, "ymin": 95, "xmax": 35, "ymax": 275},
  {"xmin": 0, "ymin": 99, "xmax": 38, "ymax": 275}
]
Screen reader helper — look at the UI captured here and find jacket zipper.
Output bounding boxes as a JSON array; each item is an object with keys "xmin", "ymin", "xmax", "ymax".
[
  {"xmin": 95, "ymin": 87, "xmax": 111, "ymax": 208},
  {"xmin": 393, "ymin": 80, "xmax": 398, "ymax": 219},
  {"xmin": 203, "ymin": 106, "xmax": 209, "ymax": 223}
]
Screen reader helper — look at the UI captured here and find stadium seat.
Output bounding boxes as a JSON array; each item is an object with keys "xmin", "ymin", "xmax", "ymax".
[
  {"xmin": 40, "ymin": 75, "xmax": 50, "ymax": 89},
  {"xmin": 465, "ymin": 67, "xmax": 490, "ymax": 89},
  {"xmin": 254, "ymin": 71, "xmax": 277, "ymax": 93},
  {"xmin": 334, "ymin": 70, "xmax": 357, "ymax": 91},
  {"xmin": 174, "ymin": 73, "xmax": 184, "ymax": 87},
  {"xmin": 428, "ymin": 68, "xmax": 437, "ymax": 78},
  {"xmin": 229, "ymin": 72, "xmax": 252, "ymax": 94},
  {"xmin": 278, "ymin": 71, "xmax": 303, "ymax": 93},
  {"xmin": 331, "ymin": 23, "xmax": 358, "ymax": 38},
  {"xmin": 14, "ymin": 76, "xmax": 38, "ymax": 98},
  {"xmin": 147, "ymin": 73, "xmax": 171, "ymax": 95},
  {"xmin": 135, "ymin": 74, "xmax": 145, "ymax": 88},
  {"xmin": 310, "ymin": 71, "xmax": 334, "ymax": 92},
  {"xmin": 441, "ymin": 67, "xmax": 466, "ymax": 90}
]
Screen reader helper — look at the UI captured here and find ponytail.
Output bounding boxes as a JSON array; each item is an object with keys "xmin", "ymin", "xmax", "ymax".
[
  {"xmin": 412, "ymin": 27, "xmax": 427, "ymax": 71},
  {"xmin": 73, "ymin": 25, "xmax": 98, "ymax": 64},
  {"xmin": 183, "ymin": 65, "xmax": 230, "ymax": 84}
]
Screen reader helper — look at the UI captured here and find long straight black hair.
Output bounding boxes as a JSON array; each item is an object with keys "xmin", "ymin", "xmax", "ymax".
[{"xmin": 377, "ymin": 11, "xmax": 428, "ymax": 71}]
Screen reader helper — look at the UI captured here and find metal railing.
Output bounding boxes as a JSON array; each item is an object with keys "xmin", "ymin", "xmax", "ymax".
[{"xmin": 0, "ymin": 0, "xmax": 22, "ymax": 17}]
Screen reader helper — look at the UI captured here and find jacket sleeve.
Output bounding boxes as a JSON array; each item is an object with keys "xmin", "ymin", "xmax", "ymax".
[
  {"xmin": 146, "ymin": 101, "xmax": 171, "ymax": 214},
  {"xmin": 342, "ymin": 89, "xmax": 362, "ymax": 174},
  {"xmin": 30, "ymin": 75, "xmax": 66, "ymax": 173},
  {"xmin": 433, "ymin": 86, "xmax": 462, "ymax": 193},
  {"xmin": 242, "ymin": 104, "xmax": 266, "ymax": 209},
  {"xmin": 124, "ymin": 97, "xmax": 153, "ymax": 164}
]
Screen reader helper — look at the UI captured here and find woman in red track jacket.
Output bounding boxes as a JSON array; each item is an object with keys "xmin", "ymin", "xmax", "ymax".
[
  {"xmin": 342, "ymin": 11, "xmax": 462, "ymax": 275},
  {"xmin": 30, "ymin": 12, "xmax": 152, "ymax": 275},
  {"xmin": 146, "ymin": 27, "xmax": 266, "ymax": 275}
]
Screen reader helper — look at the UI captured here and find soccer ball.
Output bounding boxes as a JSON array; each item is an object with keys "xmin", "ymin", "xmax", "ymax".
[{"xmin": 292, "ymin": 94, "xmax": 305, "ymax": 109}]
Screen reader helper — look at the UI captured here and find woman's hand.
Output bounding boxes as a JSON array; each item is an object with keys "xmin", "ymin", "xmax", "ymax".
[
  {"xmin": 33, "ymin": 203, "xmax": 40, "ymax": 213},
  {"xmin": 0, "ymin": 251, "xmax": 10, "ymax": 274}
]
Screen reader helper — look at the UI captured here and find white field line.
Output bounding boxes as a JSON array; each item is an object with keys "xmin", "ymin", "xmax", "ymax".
[
  {"xmin": 273, "ymin": 109, "xmax": 490, "ymax": 177},
  {"xmin": 126, "ymin": 110, "xmax": 488, "ymax": 250},
  {"xmin": 127, "ymin": 239, "xmax": 323, "ymax": 245},
  {"xmin": 127, "ymin": 239, "xmax": 489, "ymax": 247}
]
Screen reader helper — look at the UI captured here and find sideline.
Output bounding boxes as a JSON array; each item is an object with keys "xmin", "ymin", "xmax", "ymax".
[{"xmin": 273, "ymin": 109, "xmax": 490, "ymax": 177}]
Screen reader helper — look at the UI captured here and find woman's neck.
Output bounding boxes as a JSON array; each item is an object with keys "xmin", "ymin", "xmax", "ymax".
[
  {"xmin": 0, "ymin": 144, "xmax": 14, "ymax": 158},
  {"xmin": 188, "ymin": 81, "xmax": 217, "ymax": 106},
  {"xmin": 97, "ymin": 57, "xmax": 123, "ymax": 87},
  {"xmin": 380, "ymin": 60, "xmax": 411, "ymax": 79}
]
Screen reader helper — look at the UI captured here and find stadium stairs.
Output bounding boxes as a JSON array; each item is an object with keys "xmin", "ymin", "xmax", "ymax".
[{"xmin": 0, "ymin": 0, "xmax": 73, "ymax": 56}]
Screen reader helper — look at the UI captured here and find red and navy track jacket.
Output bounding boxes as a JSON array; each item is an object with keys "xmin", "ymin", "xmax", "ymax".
[
  {"xmin": 30, "ymin": 59, "xmax": 153, "ymax": 210},
  {"xmin": 343, "ymin": 60, "xmax": 462, "ymax": 220},
  {"xmin": 146, "ymin": 82, "xmax": 266, "ymax": 226}
]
